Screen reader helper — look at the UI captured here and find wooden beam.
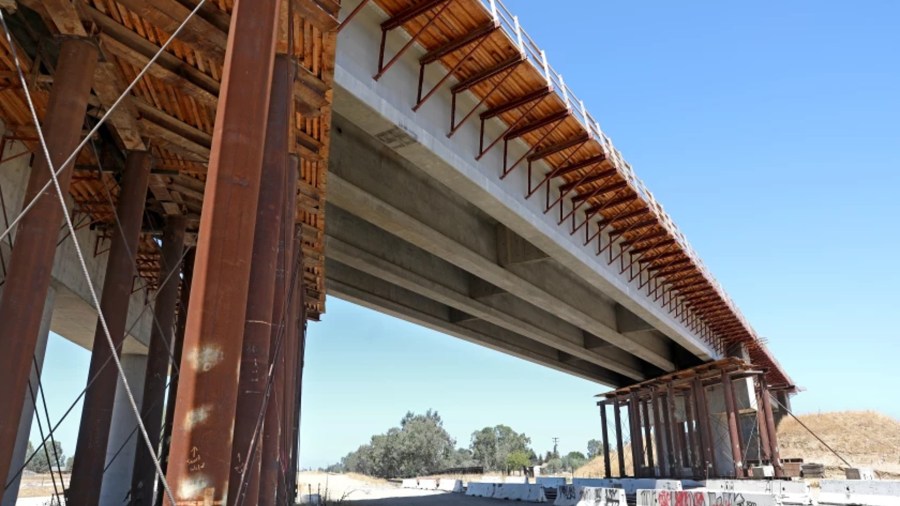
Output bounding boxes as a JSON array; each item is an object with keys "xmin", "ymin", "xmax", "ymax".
[
  {"xmin": 91, "ymin": 62, "xmax": 145, "ymax": 151},
  {"xmin": 291, "ymin": 0, "xmax": 340, "ymax": 31},
  {"xmin": 558, "ymin": 168, "xmax": 617, "ymax": 193},
  {"xmin": 112, "ymin": 0, "xmax": 227, "ymax": 59},
  {"xmin": 421, "ymin": 21, "xmax": 498, "ymax": 64}
]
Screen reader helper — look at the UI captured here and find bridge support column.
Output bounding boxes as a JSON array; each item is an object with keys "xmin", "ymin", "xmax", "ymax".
[
  {"xmin": 1, "ymin": 286, "xmax": 56, "ymax": 506},
  {"xmin": 155, "ymin": 249, "xmax": 194, "ymax": 506},
  {"xmin": 131, "ymin": 216, "xmax": 186, "ymax": 506},
  {"xmin": 228, "ymin": 53, "xmax": 294, "ymax": 506},
  {"xmin": 163, "ymin": 0, "xmax": 282, "ymax": 500},
  {"xmin": 758, "ymin": 378, "xmax": 783, "ymax": 477},
  {"xmin": 692, "ymin": 377, "xmax": 716, "ymax": 477},
  {"xmin": 665, "ymin": 383, "xmax": 683, "ymax": 478},
  {"xmin": 0, "ymin": 38, "xmax": 98, "ymax": 483},
  {"xmin": 70, "ymin": 150, "xmax": 152, "ymax": 506},
  {"xmin": 721, "ymin": 370, "xmax": 745, "ymax": 477},
  {"xmin": 100, "ymin": 353, "xmax": 148, "ymax": 506},
  {"xmin": 613, "ymin": 399, "xmax": 626, "ymax": 476},
  {"xmin": 599, "ymin": 401, "xmax": 611, "ymax": 478}
]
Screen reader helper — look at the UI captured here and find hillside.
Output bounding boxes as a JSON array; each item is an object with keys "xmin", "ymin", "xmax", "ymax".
[{"xmin": 575, "ymin": 411, "xmax": 900, "ymax": 478}]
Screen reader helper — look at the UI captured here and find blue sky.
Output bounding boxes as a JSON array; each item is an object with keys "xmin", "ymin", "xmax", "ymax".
[{"xmin": 31, "ymin": 1, "xmax": 899, "ymax": 471}]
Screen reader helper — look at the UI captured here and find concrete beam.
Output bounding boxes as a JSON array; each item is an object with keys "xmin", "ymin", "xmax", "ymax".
[
  {"xmin": 325, "ymin": 206, "xmax": 646, "ymax": 380},
  {"xmin": 326, "ymin": 260, "xmax": 625, "ymax": 386},
  {"xmin": 327, "ymin": 125, "xmax": 675, "ymax": 371},
  {"xmin": 496, "ymin": 224, "xmax": 549, "ymax": 266},
  {"xmin": 615, "ymin": 304, "xmax": 655, "ymax": 334}
]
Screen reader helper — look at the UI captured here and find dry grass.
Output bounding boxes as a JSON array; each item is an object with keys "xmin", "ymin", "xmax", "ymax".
[
  {"xmin": 778, "ymin": 410, "xmax": 900, "ymax": 477},
  {"xmin": 576, "ymin": 447, "xmax": 634, "ymax": 477},
  {"xmin": 15, "ymin": 472, "xmax": 70, "ymax": 498},
  {"xmin": 575, "ymin": 410, "xmax": 900, "ymax": 479}
]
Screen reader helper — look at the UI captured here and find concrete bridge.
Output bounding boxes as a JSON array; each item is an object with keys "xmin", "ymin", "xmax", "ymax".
[{"xmin": 0, "ymin": 0, "xmax": 794, "ymax": 504}]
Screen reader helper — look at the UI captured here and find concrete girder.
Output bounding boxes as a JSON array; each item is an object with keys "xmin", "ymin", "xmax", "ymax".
[
  {"xmin": 324, "ymin": 211, "xmax": 646, "ymax": 379},
  {"xmin": 326, "ymin": 261, "xmax": 626, "ymax": 386},
  {"xmin": 327, "ymin": 126, "xmax": 676, "ymax": 371}
]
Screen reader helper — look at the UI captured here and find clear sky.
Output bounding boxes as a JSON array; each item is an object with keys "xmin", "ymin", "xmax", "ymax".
[{"xmin": 30, "ymin": 0, "xmax": 899, "ymax": 472}]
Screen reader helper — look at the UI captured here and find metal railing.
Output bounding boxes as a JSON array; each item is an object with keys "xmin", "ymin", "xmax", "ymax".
[{"xmin": 476, "ymin": 0, "xmax": 761, "ymax": 348}]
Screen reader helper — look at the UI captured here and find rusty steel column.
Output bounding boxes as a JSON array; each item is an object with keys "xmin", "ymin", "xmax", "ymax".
[
  {"xmin": 68, "ymin": 151, "xmax": 152, "ymax": 506},
  {"xmin": 666, "ymin": 381, "xmax": 687, "ymax": 478},
  {"xmin": 287, "ymin": 212, "xmax": 305, "ymax": 502},
  {"xmin": 228, "ymin": 53, "xmax": 294, "ymax": 506},
  {"xmin": 613, "ymin": 399, "xmax": 626, "ymax": 477},
  {"xmin": 683, "ymin": 389, "xmax": 697, "ymax": 474},
  {"xmin": 759, "ymin": 381, "xmax": 783, "ymax": 477},
  {"xmin": 659, "ymin": 389, "xmax": 675, "ymax": 476},
  {"xmin": 599, "ymin": 402, "xmax": 611, "ymax": 478},
  {"xmin": 162, "ymin": 0, "xmax": 282, "ymax": 502},
  {"xmin": 692, "ymin": 377, "xmax": 716, "ymax": 477},
  {"xmin": 131, "ymin": 216, "xmax": 185, "ymax": 506},
  {"xmin": 628, "ymin": 393, "xmax": 644, "ymax": 477},
  {"xmin": 259, "ymin": 153, "xmax": 298, "ymax": 505},
  {"xmin": 721, "ymin": 370, "xmax": 744, "ymax": 477},
  {"xmin": 754, "ymin": 379, "xmax": 772, "ymax": 465},
  {"xmin": 155, "ymin": 249, "xmax": 194, "ymax": 506},
  {"xmin": 651, "ymin": 389, "xmax": 665, "ymax": 477},
  {"xmin": 641, "ymin": 396, "xmax": 654, "ymax": 475},
  {"xmin": 0, "ymin": 39, "xmax": 98, "ymax": 483}
]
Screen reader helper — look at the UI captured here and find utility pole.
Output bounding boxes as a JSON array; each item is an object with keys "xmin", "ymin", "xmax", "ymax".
[{"xmin": 552, "ymin": 437, "xmax": 559, "ymax": 458}]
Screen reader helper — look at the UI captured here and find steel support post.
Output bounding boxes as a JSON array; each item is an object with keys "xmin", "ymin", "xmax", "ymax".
[
  {"xmin": 259, "ymin": 153, "xmax": 298, "ymax": 505},
  {"xmin": 132, "ymin": 216, "xmax": 186, "ymax": 506},
  {"xmin": 641, "ymin": 397, "xmax": 654, "ymax": 475},
  {"xmin": 759, "ymin": 381, "xmax": 783, "ymax": 477},
  {"xmin": 599, "ymin": 402, "xmax": 611, "ymax": 478},
  {"xmin": 228, "ymin": 53, "xmax": 294, "ymax": 506},
  {"xmin": 629, "ymin": 393, "xmax": 644, "ymax": 477},
  {"xmin": 155, "ymin": 249, "xmax": 194, "ymax": 506},
  {"xmin": 613, "ymin": 399, "xmax": 626, "ymax": 477},
  {"xmin": 692, "ymin": 377, "xmax": 716, "ymax": 477},
  {"xmin": 683, "ymin": 389, "xmax": 697, "ymax": 473},
  {"xmin": 659, "ymin": 389, "xmax": 675, "ymax": 477},
  {"xmin": 721, "ymin": 370, "xmax": 744, "ymax": 477},
  {"xmin": 665, "ymin": 383, "xmax": 683, "ymax": 478},
  {"xmin": 162, "ymin": 0, "xmax": 282, "ymax": 501},
  {"xmin": 69, "ymin": 150, "xmax": 152, "ymax": 506},
  {"xmin": 287, "ymin": 213, "xmax": 305, "ymax": 503},
  {"xmin": 651, "ymin": 389, "xmax": 665, "ymax": 478},
  {"xmin": 0, "ymin": 39, "xmax": 98, "ymax": 483},
  {"xmin": 754, "ymin": 381, "xmax": 772, "ymax": 464}
]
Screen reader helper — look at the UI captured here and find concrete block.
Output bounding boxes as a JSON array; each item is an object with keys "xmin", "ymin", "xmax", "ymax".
[
  {"xmin": 706, "ymin": 490, "xmax": 782, "ymax": 506},
  {"xmin": 437, "ymin": 479, "xmax": 463, "ymax": 493},
  {"xmin": 845, "ymin": 467, "xmax": 876, "ymax": 480},
  {"xmin": 538, "ymin": 477, "xmax": 568, "ymax": 488},
  {"xmin": 416, "ymin": 478, "xmax": 438, "ymax": 489},
  {"xmin": 750, "ymin": 465, "xmax": 775, "ymax": 478},
  {"xmin": 466, "ymin": 482, "xmax": 496, "ymax": 497},
  {"xmin": 299, "ymin": 494, "xmax": 321, "ymax": 505},
  {"xmin": 703, "ymin": 479, "xmax": 811, "ymax": 505},
  {"xmin": 554, "ymin": 486, "xmax": 581, "ymax": 506},
  {"xmin": 492, "ymin": 483, "xmax": 547, "ymax": 502},
  {"xmin": 819, "ymin": 480, "xmax": 900, "ymax": 506},
  {"xmin": 401, "ymin": 478, "xmax": 418, "ymax": 488},
  {"xmin": 636, "ymin": 489, "xmax": 708, "ymax": 506},
  {"xmin": 576, "ymin": 487, "xmax": 628, "ymax": 505},
  {"xmin": 573, "ymin": 478, "xmax": 682, "ymax": 496}
]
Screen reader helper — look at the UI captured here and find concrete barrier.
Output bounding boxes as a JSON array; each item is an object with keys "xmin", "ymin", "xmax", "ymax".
[
  {"xmin": 401, "ymin": 479, "xmax": 418, "ymax": 489},
  {"xmin": 706, "ymin": 490, "xmax": 781, "ymax": 506},
  {"xmin": 492, "ymin": 483, "xmax": 548, "ymax": 502},
  {"xmin": 636, "ymin": 489, "xmax": 708, "ymax": 506},
  {"xmin": 416, "ymin": 478, "xmax": 438, "ymax": 490},
  {"xmin": 538, "ymin": 477, "xmax": 567, "ymax": 488},
  {"xmin": 438, "ymin": 479, "xmax": 463, "ymax": 493},
  {"xmin": 819, "ymin": 480, "xmax": 900, "ymax": 506},
  {"xmin": 704, "ymin": 479, "xmax": 811, "ymax": 505},
  {"xmin": 571, "ymin": 479, "xmax": 682, "ymax": 496},
  {"xmin": 466, "ymin": 482, "xmax": 496, "ymax": 497},
  {"xmin": 554, "ymin": 486, "xmax": 628, "ymax": 506}
]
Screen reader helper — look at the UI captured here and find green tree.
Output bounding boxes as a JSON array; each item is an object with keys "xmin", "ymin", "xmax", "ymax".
[
  {"xmin": 562, "ymin": 451, "xmax": 587, "ymax": 472},
  {"xmin": 470, "ymin": 425, "xmax": 532, "ymax": 472},
  {"xmin": 587, "ymin": 439, "xmax": 602, "ymax": 459},
  {"xmin": 505, "ymin": 450, "xmax": 531, "ymax": 471},
  {"xmin": 25, "ymin": 440, "xmax": 65, "ymax": 473},
  {"xmin": 336, "ymin": 410, "xmax": 455, "ymax": 478}
]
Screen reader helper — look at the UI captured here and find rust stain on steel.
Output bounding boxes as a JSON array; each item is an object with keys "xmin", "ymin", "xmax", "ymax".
[
  {"xmin": 0, "ymin": 38, "xmax": 97, "ymax": 484},
  {"xmin": 162, "ymin": 0, "xmax": 283, "ymax": 502},
  {"xmin": 132, "ymin": 215, "xmax": 186, "ymax": 506},
  {"xmin": 228, "ymin": 53, "xmax": 294, "ymax": 506},
  {"xmin": 69, "ymin": 150, "xmax": 153, "ymax": 506}
]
